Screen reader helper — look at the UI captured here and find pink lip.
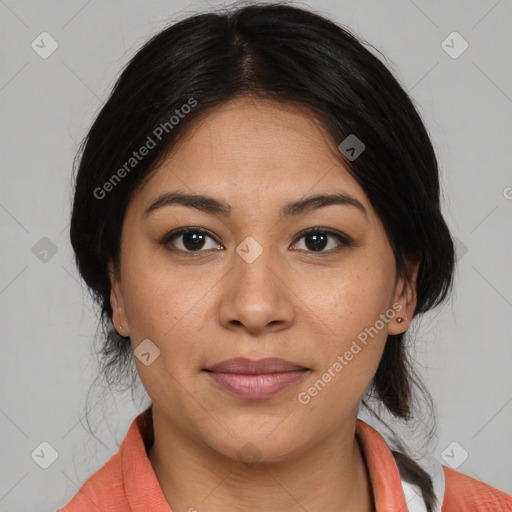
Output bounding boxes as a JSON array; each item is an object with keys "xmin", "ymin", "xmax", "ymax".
[{"xmin": 203, "ymin": 358, "xmax": 310, "ymax": 399}]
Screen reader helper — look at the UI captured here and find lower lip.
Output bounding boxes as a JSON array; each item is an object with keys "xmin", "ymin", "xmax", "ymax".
[{"xmin": 205, "ymin": 370, "xmax": 308, "ymax": 399}]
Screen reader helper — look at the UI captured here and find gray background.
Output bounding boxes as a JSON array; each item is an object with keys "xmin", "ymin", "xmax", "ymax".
[{"xmin": 0, "ymin": 0, "xmax": 511, "ymax": 510}]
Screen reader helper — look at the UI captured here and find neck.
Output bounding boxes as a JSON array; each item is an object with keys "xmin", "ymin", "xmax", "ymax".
[{"xmin": 147, "ymin": 407, "xmax": 375, "ymax": 512}]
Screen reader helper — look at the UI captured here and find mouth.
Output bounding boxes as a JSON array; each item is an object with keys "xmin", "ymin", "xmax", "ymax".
[{"xmin": 202, "ymin": 357, "xmax": 311, "ymax": 399}]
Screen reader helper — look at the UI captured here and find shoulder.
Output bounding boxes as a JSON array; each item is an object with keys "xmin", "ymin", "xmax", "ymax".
[
  {"xmin": 442, "ymin": 465, "xmax": 512, "ymax": 511},
  {"xmin": 57, "ymin": 409, "xmax": 158, "ymax": 511},
  {"xmin": 57, "ymin": 451, "xmax": 127, "ymax": 511}
]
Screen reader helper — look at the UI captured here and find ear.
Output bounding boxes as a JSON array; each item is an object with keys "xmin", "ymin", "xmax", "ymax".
[
  {"xmin": 108, "ymin": 260, "xmax": 130, "ymax": 337},
  {"xmin": 387, "ymin": 255, "xmax": 421, "ymax": 335}
]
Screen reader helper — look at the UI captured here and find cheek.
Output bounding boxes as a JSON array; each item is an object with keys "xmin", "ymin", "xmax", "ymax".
[
  {"xmin": 301, "ymin": 305, "xmax": 388, "ymax": 420},
  {"xmin": 299, "ymin": 264, "xmax": 392, "ymax": 401},
  {"xmin": 122, "ymin": 263, "xmax": 207, "ymax": 404},
  {"xmin": 120, "ymin": 252, "xmax": 218, "ymax": 380},
  {"xmin": 120, "ymin": 244, "xmax": 200, "ymax": 334},
  {"xmin": 305, "ymin": 262, "xmax": 393, "ymax": 338}
]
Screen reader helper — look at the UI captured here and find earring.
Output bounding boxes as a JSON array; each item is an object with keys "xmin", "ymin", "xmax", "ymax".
[{"xmin": 396, "ymin": 317, "xmax": 404, "ymax": 323}]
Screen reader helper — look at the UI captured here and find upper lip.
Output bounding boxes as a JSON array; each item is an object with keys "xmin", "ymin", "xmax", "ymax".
[{"xmin": 204, "ymin": 357, "xmax": 309, "ymax": 374}]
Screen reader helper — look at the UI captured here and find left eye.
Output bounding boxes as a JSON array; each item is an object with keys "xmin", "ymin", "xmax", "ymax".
[{"xmin": 291, "ymin": 229, "xmax": 352, "ymax": 253}]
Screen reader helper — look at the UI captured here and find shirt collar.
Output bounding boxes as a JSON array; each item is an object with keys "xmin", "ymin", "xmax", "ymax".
[
  {"xmin": 355, "ymin": 419, "xmax": 409, "ymax": 511},
  {"xmin": 122, "ymin": 408, "xmax": 172, "ymax": 511}
]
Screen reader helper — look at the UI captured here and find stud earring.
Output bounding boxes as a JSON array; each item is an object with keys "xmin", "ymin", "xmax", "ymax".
[{"xmin": 396, "ymin": 317, "xmax": 404, "ymax": 323}]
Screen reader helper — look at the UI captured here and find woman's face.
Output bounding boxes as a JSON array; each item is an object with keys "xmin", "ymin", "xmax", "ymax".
[{"xmin": 110, "ymin": 97, "xmax": 418, "ymax": 462}]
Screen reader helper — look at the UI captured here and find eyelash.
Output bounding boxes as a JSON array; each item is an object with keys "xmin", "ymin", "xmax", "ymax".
[{"xmin": 158, "ymin": 227, "xmax": 354, "ymax": 256}]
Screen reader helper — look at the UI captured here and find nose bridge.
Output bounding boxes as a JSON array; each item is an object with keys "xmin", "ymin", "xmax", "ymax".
[{"xmin": 233, "ymin": 234, "xmax": 280, "ymax": 296}]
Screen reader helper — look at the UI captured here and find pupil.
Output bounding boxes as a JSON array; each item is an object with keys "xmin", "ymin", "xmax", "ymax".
[
  {"xmin": 306, "ymin": 233, "xmax": 327, "ymax": 251},
  {"xmin": 183, "ymin": 232, "xmax": 205, "ymax": 251}
]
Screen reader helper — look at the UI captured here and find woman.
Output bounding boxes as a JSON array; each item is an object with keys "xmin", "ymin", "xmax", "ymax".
[{"xmin": 60, "ymin": 3, "xmax": 512, "ymax": 511}]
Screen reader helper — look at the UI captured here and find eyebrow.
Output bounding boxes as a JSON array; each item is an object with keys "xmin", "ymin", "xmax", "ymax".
[{"xmin": 143, "ymin": 190, "xmax": 367, "ymax": 220}]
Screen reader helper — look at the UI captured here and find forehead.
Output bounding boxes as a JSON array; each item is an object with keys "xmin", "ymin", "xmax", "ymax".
[
  {"xmin": 129, "ymin": 97, "xmax": 372, "ymax": 218},
  {"xmin": 162, "ymin": 97, "xmax": 340, "ymax": 170}
]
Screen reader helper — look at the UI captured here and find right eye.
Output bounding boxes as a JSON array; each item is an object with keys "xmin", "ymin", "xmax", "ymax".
[{"xmin": 158, "ymin": 227, "xmax": 224, "ymax": 254}]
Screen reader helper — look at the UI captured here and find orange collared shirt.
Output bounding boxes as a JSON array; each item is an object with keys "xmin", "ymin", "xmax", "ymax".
[{"xmin": 58, "ymin": 409, "xmax": 512, "ymax": 511}]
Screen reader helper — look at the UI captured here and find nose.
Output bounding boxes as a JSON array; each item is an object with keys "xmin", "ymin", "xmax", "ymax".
[{"xmin": 217, "ymin": 241, "xmax": 295, "ymax": 335}]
